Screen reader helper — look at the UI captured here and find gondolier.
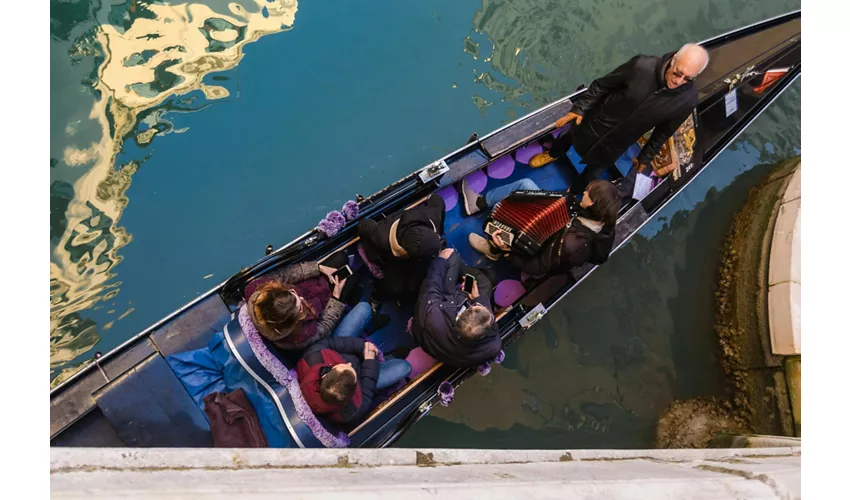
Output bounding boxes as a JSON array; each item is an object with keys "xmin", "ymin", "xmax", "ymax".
[{"xmin": 529, "ymin": 43, "xmax": 710, "ymax": 199}]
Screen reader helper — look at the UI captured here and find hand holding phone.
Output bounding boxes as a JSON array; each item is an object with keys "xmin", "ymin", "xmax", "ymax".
[
  {"xmin": 462, "ymin": 274, "xmax": 479, "ymax": 299},
  {"xmin": 318, "ymin": 264, "xmax": 335, "ymax": 279},
  {"xmin": 363, "ymin": 342, "xmax": 378, "ymax": 360},
  {"xmin": 332, "ymin": 265, "xmax": 353, "ymax": 282},
  {"xmin": 462, "ymin": 274, "xmax": 475, "ymax": 294},
  {"xmin": 329, "ymin": 265, "xmax": 351, "ymax": 299}
]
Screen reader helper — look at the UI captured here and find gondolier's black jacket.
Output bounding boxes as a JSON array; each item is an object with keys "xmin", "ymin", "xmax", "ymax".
[{"xmin": 570, "ymin": 51, "xmax": 699, "ymax": 167}]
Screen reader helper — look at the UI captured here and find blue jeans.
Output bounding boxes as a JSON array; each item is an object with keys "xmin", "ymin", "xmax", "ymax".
[
  {"xmin": 331, "ymin": 302, "xmax": 412, "ymax": 390},
  {"xmin": 331, "ymin": 302, "xmax": 372, "ymax": 339},
  {"xmin": 376, "ymin": 358, "xmax": 412, "ymax": 390},
  {"xmin": 484, "ymin": 178, "xmax": 542, "ymax": 207}
]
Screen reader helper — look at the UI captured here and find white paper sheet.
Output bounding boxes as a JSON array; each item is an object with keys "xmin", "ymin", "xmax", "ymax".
[
  {"xmin": 725, "ymin": 89, "xmax": 738, "ymax": 117},
  {"xmin": 632, "ymin": 173, "xmax": 653, "ymax": 201}
]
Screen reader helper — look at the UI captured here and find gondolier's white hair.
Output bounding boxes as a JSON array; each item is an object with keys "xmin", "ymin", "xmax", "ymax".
[{"xmin": 677, "ymin": 43, "xmax": 710, "ymax": 73}]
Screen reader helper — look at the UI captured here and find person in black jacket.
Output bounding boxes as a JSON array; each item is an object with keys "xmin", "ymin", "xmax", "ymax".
[
  {"xmin": 358, "ymin": 194, "xmax": 446, "ymax": 300},
  {"xmin": 529, "ymin": 43, "xmax": 709, "ymax": 198},
  {"xmin": 411, "ymin": 248, "xmax": 502, "ymax": 369},
  {"xmin": 466, "ymin": 178, "xmax": 620, "ymax": 275}
]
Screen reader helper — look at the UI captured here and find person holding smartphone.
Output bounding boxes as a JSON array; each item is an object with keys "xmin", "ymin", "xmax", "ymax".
[
  {"xmin": 244, "ymin": 251, "xmax": 388, "ymax": 351},
  {"xmin": 410, "ymin": 248, "xmax": 502, "ymax": 369}
]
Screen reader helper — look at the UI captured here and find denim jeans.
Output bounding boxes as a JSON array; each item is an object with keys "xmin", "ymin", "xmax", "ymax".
[
  {"xmin": 331, "ymin": 302, "xmax": 373, "ymax": 338},
  {"xmin": 484, "ymin": 178, "xmax": 542, "ymax": 207},
  {"xmin": 331, "ymin": 302, "xmax": 412, "ymax": 390},
  {"xmin": 376, "ymin": 358, "xmax": 412, "ymax": 390}
]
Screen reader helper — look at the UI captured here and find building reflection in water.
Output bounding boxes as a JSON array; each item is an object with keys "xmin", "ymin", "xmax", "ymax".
[{"xmin": 50, "ymin": 0, "xmax": 299, "ymax": 385}]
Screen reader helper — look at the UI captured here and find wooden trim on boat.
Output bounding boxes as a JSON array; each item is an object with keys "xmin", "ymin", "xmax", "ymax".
[
  {"xmin": 349, "ymin": 361, "xmax": 445, "ymax": 436},
  {"xmin": 317, "ymin": 237, "xmax": 361, "ymax": 263}
]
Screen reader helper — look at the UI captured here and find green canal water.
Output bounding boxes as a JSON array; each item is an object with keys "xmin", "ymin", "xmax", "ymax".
[{"xmin": 50, "ymin": 0, "xmax": 800, "ymax": 448}]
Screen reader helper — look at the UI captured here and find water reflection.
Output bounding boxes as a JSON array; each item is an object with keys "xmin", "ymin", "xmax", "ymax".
[
  {"xmin": 49, "ymin": 0, "xmax": 299, "ymax": 383},
  {"xmin": 466, "ymin": 0, "xmax": 800, "ymax": 109}
]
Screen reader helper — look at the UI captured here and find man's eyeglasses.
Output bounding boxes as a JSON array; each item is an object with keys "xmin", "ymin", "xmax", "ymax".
[
  {"xmin": 671, "ymin": 68, "xmax": 696, "ymax": 83},
  {"xmin": 670, "ymin": 58, "xmax": 697, "ymax": 83}
]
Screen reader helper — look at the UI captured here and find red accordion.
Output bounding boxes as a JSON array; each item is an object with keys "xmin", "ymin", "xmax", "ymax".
[{"xmin": 484, "ymin": 190, "xmax": 571, "ymax": 255}]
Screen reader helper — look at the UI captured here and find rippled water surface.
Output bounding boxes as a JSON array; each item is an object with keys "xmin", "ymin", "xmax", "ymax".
[{"xmin": 51, "ymin": 0, "xmax": 799, "ymax": 446}]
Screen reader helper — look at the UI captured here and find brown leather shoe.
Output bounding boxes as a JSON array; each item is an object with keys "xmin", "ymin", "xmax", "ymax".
[{"xmin": 529, "ymin": 151, "xmax": 558, "ymax": 168}]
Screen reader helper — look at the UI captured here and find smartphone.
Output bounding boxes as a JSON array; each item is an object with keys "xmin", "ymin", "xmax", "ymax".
[
  {"xmin": 462, "ymin": 274, "xmax": 475, "ymax": 294},
  {"xmin": 332, "ymin": 265, "xmax": 353, "ymax": 281}
]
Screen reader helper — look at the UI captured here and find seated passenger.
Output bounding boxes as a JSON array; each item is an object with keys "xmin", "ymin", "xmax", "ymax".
[
  {"xmin": 463, "ymin": 178, "xmax": 620, "ymax": 275},
  {"xmin": 296, "ymin": 304, "xmax": 412, "ymax": 424},
  {"xmin": 357, "ymin": 194, "xmax": 446, "ymax": 300},
  {"xmin": 245, "ymin": 251, "xmax": 384, "ymax": 350},
  {"xmin": 411, "ymin": 248, "xmax": 502, "ymax": 368}
]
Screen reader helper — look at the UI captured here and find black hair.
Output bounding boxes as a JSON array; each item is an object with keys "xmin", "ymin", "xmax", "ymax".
[{"xmin": 585, "ymin": 180, "xmax": 621, "ymax": 227}]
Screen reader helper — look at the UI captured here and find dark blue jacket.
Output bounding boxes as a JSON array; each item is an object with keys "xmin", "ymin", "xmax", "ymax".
[{"xmin": 411, "ymin": 252, "xmax": 502, "ymax": 368}]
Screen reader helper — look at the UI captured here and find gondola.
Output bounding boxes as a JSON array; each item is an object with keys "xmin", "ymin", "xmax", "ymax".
[{"xmin": 50, "ymin": 11, "xmax": 801, "ymax": 449}]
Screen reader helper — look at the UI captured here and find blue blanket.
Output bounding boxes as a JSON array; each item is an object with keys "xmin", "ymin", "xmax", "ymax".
[{"xmin": 167, "ymin": 331, "xmax": 293, "ymax": 448}]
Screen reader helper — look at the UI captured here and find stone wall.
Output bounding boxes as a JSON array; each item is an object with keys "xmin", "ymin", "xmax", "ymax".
[
  {"xmin": 50, "ymin": 447, "xmax": 801, "ymax": 499},
  {"xmin": 713, "ymin": 157, "xmax": 801, "ymax": 437}
]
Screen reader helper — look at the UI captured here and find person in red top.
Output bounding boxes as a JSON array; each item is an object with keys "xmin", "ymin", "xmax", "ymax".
[
  {"xmin": 296, "ymin": 337, "xmax": 380, "ymax": 424},
  {"xmin": 296, "ymin": 305, "xmax": 412, "ymax": 424}
]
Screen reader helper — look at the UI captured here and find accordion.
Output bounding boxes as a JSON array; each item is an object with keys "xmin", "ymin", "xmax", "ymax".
[{"xmin": 484, "ymin": 190, "xmax": 571, "ymax": 255}]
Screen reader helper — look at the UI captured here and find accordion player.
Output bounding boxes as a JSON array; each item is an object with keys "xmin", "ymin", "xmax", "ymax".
[{"xmin": 483, "ymin": 190, "xmax": 573, "ymax": 255}]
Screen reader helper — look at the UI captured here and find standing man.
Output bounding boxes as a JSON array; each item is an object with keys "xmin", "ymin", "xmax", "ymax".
[{"xmin": 529, "ymin": 43, "xmax": 709, "ymax": 199}]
